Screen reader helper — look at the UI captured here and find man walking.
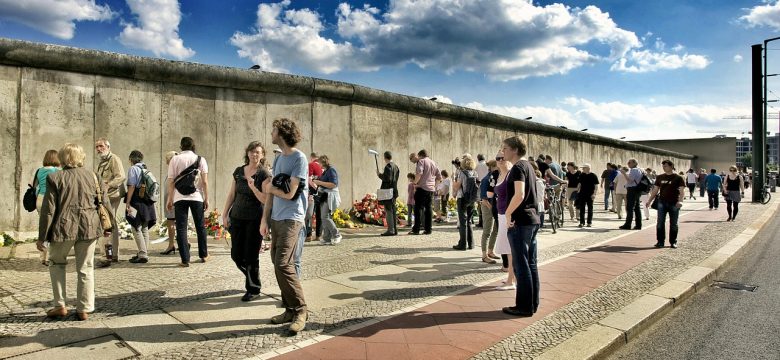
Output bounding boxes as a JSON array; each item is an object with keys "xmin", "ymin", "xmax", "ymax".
[
  {"xmin": 502, "ymin": 136, "xmax": 541, "ymax": 317},
  {"xmin": 260, "ymin": 118, "xmax": 308, "ymax": 334},
  {"xmin": 576, "ymin": 164, "xmax": 599, "ymax": 227},
  {"xmin": 95, "ymin": 138, "xmax": 125, "ymax": 268},
  {"xmin": 619, "ymin": 158, "xmax": 643, "ymax": 230},
  {"xmin": 377, "ymin": 151, "xmax": 400, "ymax": 236},
  {"xmin": 705, "ymin": 169, "xmax": 722, "ymax": 210},
  {"xmin": 646, "ymin": 160, "xmax": 685, "ymax": 248},
  {"xmin": 166, "ymin": 137, "xmax": 210, "ymax": 267},
  {"xmin": 409, "ymin": 149, "xmax": 441, "ymax": 235},
  {"xmin": 600, "ymin": 163, "xmax": 613, "ymax": 211},
  {"xmin": 305, "ymin": 152, "xmax": 323, "ymax": 241}
]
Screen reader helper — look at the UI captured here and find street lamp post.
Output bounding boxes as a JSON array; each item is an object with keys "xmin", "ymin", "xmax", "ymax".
[{"xmin": 757, "ymin": 37, "xmax": 780, "ymax": 202}]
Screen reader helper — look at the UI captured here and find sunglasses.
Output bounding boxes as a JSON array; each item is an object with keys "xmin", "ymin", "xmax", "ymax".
[{"xmin": 495, "ymin": 157, "xmax": 504, "ymax": 161}]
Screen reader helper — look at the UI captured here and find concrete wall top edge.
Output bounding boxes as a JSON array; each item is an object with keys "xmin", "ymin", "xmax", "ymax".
[{"xmin": 0, "ymin": 37, "xmax": 692, "ymax": 159}]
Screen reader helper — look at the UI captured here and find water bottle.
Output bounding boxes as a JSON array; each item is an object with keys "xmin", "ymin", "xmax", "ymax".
[{"xmin": 105, "ymin": 243, "xmax": 113, "ymax": 258}]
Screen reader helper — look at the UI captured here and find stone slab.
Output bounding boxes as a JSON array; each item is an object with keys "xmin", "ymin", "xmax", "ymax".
[
  {"xmin": 598, "ymin": 294, "xmax": 672, "ymax": 341},
  {"xmin": 536, "ymin": 324, "xmax": 624, "ymax": 360},
  {"xmin": 697, "ymin": 252, "xmax": 731, "ymax": 271},
  {"xmin": 101, "ymin": 310, "xmax": 206, "ymax": 356},
  {"xmin": 673, "ymin": 265, "xmax": 716, "ymax": 290},
  {"xmin": 165, "ymin": 294, "xmax": 282, "ymax": 340},
  {"xmin": 298, "ymin": 278, "xmax": 362, "ymax": 311},
  {"xmin": 649, "ymin": 279, "xmax": 695, "ymax": 305},
  {"xmin": 324, "ymin": 264, "xmax": 409, "ymax": 292},
  {"xmin": 9, "ymin": 335, "xmax": 136, "ymax": 360},
  {"xmin": 0, "ymin": 321, "xmax": 113, "ymax": 358},
  {"xmin": 0, "ymin": 64, "xmax": 19, "ymax": 231}
]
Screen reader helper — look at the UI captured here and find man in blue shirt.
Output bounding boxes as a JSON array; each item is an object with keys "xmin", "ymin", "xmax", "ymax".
[
  {"xmin": 261, "ymin": 118, "xmax": 308, "ymax": 334},
  {"xmin": 705, "ymin": 168, "xmax": 723, "ymax": 210},
  {"xmin": 619, "ymin": 158, "xmax": 644, "ymax": 230}
]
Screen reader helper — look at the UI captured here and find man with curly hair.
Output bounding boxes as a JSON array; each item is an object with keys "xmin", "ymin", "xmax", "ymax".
[{"xmin": 260, "ymin": 118, "xmax": 309, "ymax": 334}]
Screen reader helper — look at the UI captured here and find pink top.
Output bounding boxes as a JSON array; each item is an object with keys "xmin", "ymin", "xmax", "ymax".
[
  {"xmin": 407, "ymin": 183, "xmax": 416, "ymax": 205},
  {"xmin": 415, "ymin": 157, "xmax": 441, "ymax": 192}
]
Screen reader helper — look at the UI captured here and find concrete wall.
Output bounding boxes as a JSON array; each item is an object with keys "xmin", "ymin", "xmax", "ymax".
[
  {"xmin": 634, "ymin": 138, "xmax": 735, "ymax": 173},
  {"xmin": 0, "ymin": 38, "xmax": 693, "ymax": 233}
]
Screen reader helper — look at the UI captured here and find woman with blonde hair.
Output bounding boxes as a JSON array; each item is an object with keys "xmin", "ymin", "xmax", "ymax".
[
  {"xmin": 38, "ymin": 143, "xmax": 112, "ymax": 321},
  {"xmin": 452, "ymin": 153, "xmax": 477, "ymax": 250}
]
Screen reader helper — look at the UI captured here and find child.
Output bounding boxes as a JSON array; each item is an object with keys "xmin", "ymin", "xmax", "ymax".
[
  {"xmin": 406, "ymin": 173, "xmax": 416, "ymax": 226},
  {"xmin": 435, "ymin": 170, "xmax": 451, "ymax": 222}
]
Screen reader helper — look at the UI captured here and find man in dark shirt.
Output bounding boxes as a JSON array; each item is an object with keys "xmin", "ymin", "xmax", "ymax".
[
  {"xmin": 377, "ymin": 151, "xmax": 400, "ymax": 236},
  {"xmin": 646, "ymin": 159, "xmax": 686, "ymax": 248},
  {"xmin": 576, "ymin": 164, "xmax": 600, "ymax": 227},
  {"xmin": 502, "ymin": 136, "xmax": 540, "ymax": 317}
]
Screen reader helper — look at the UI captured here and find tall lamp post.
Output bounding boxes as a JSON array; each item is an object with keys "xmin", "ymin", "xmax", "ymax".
[{"xmin": 756, "ymin": 37, "xmax": 780, "ymax": 202}]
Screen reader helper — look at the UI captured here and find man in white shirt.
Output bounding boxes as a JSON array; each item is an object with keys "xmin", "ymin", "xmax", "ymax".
[{"xmin": 166, "ymin": 137, "xmax": 209, "ymax": 267}]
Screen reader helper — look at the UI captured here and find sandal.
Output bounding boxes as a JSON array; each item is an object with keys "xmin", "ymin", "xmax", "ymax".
[{"xmin": 482, "ymin": 256, "xmax": 497, "ymax": 264}]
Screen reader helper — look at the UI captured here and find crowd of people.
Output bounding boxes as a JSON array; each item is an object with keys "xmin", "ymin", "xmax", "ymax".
[{"xmin": 29, "ymin": 120, "xmax": 752, "ymax": 328}]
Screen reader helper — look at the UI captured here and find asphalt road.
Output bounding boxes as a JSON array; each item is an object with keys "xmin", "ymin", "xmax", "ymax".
[{"xmin": 607, "ymin": 208, "xmax": 780, "ymax": 360}]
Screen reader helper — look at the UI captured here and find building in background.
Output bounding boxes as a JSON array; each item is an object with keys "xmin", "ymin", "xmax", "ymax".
[
  {"xmin": 735, "ymin": 133, "xmax": 779, "ymax": 168},
  {"xmin": 633, "ymin": 137, "xmax": 736, "ymax": 173}
]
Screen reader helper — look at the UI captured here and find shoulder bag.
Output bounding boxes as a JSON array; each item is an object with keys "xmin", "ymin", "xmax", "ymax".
[
  {"xmin": 92, "ymin": 172, "xmax": 114, "ymax": 231},
  {"xmin": 23, "ymin": 169, "xmax": 41, "ymax": 212}
]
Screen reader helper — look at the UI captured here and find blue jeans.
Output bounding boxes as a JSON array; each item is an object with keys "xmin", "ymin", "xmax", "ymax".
[
  {"xmin": 655, "ymin": 200, "xmax": 680, "ymax": 244},
  {"xmin": 603, "ymin": 187, "xmax": 611, "ymax": 210},
  {"xmin": 456, "ymin": 198, "xmax": 474, "ymax": 248},
  {"xmin": 294, "ymin": 225, "xmax": 305, "ymax": 279},
  {"xmin": 174, "ymin": 200, "xmax": 208, "ymax": 264},
  {"xmin": 507, "ymin": 224, "xmax": 540, "ymax": 314}
]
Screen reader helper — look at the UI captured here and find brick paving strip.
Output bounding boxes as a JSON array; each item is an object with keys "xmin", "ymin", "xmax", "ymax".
[{"xmin": 267, "ymin": 205, "xmax": 729, "ymax": 360}]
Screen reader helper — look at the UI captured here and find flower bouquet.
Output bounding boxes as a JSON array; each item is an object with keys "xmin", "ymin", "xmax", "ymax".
[
  {"xmin": 204, "ymin": 209, "xmax": 226, "ymax": 240},
  {"xmin": 349, "ymin": 193, "xmax": 386, "ymax": 226},
  {"xmin": 332, "ymin": 208, "xmax": 362, "ymax": 229}
]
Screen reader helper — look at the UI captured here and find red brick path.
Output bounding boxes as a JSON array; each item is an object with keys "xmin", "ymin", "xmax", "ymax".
[{"xmin": 276, "ymin": 207, "xmax": 718, "ymax": 360}]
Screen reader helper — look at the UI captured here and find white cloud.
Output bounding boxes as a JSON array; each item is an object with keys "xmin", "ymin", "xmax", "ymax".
[
  {"xmin": 425, "ymin": 95, "xmax": 454, "ymax": 104},
  {"xmin": 610, "ymin": 49, "xmax": 710, "ymax": 73},
  {"xmin": 119, "ymin": 0, "xmax": 194, "ymax": 60},
  {"xmin": 734, "ymin": 54, "xmax": 744, "ymax": 63},
  {"xmin": 463, "ymin": 97, "xmax": 751, "ymax": 141},
  {"xmin": 0, "ymin": 0, "xmax": 113, "ymax": 39},
  {"xmin": 231, "ymin": 0, "xmax": 707, "ymax": 80},
  {"xmin": 741, "ymin": 0, "xmax": 780, "ymax": 30}
]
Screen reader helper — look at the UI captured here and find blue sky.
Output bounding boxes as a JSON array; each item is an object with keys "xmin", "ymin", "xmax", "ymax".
[{"xmin": 1, "ymin": 0, "xmax": 780, "ymax": 140}]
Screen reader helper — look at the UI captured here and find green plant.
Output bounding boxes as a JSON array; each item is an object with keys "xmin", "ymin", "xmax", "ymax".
[{"xmin": 0, "ymin": 232, "xmax": 15, "ymax": 247}]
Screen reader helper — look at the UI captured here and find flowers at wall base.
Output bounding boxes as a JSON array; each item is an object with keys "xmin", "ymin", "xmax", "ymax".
[{"xmin": 204, "ymin": 209, "xmax": 224, "ymax": 238}]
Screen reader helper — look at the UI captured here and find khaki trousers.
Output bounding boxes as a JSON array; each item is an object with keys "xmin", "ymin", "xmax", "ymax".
[
  {"xmin": 48, "ymin": 238, "xmax": 97, "ymax": 312},
  {"xmin": 270, "ymin": 219, "xmax": 307, "ymax": 313}
]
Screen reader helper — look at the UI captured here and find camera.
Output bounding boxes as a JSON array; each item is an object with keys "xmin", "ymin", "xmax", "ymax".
[{"xmin": 451, "ymin": 158, "xmax": 461, "ymax": 168}]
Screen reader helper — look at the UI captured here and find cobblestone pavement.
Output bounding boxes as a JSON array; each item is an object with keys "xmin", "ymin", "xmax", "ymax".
[{"xmin": 0, "ymin": 198, "xmax": 769, "ymax": 359}]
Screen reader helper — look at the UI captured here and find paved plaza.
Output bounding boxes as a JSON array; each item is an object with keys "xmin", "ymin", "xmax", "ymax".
[{"xmin": 0, "ymin": 196, "xmax": 776, "ymax": 359}]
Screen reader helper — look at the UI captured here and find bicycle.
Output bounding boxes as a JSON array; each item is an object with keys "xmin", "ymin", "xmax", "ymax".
[
  {"xmin": 760, "ymin": 184, "xmax": 771, "ymax": 204},
  {"xmin": 545, "ymin": 184, "xmax": 566, "ymax": 233}
]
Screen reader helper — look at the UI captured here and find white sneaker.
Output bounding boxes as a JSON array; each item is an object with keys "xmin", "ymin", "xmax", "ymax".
[
  {"xmin": 495, "ymin": 284, "xmax": 516, "ymax": 291},
  {"xmin": 332, "ymin": 235, "xmax": 342, "ymax": 244}
]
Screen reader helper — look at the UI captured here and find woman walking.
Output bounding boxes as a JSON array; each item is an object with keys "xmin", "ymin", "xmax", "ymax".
[
  {"xmin": 313, "ymin": 155, "xmax": 342, "ymax": 245},
  {"xmin": 565, "ymin": 162, "xmax": 581, "ymax": 221},
  {"xmin": 722, "ymin": 166, "xmax": 745, "ymax": 221},
  {"xmin": 223, "ymin": 141, "xmax": 271, "ymax": 301},
  {"xmin": 125, "ymin": 150, "xmax": 157, "ymax": 264},
  {"xmin": 492, "ymin": 150, "xmax": 515, "ymax": 290},
  {"xmin": 37, "ymin": 143, "xmax": 111, "ymax": 321}
]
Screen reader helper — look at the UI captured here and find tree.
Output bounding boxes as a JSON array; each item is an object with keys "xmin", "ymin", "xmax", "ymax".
[{"xmin": 740, "ymin": 152, "xmax": 752, "ymax": 169}]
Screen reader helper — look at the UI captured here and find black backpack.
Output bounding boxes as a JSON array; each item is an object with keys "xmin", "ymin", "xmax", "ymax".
[
  {"xmin": 174, "ymin": 156, "xmax": 201, "ymax": 195},
  {"xmin": 23, "ymin": 169, "xmax": 40, "ymax": 212},
  {"xmin": 636, "ymin": 173, "xmax": 652, "ymax": 194},
  {"xmin": 460, "ymin": 170, "xmax": 479, "ymax": 204}
]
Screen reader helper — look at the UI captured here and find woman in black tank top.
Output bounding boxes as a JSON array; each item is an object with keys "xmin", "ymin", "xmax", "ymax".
[{"xmin": 722, "ymin": 166, "xmax": 744, "ymax": 221}]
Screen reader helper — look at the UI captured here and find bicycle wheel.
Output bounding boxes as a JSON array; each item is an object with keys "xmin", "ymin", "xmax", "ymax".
[
  {"xmin": 549, "ymin": 206, "xmax": 557, "ymax": 233},
  {"xmin": 556, "ymin": 200, "xmax": 565, "ymax": 227},
  {"xmin": 762, "ymin": 191, "xmax": 771, "ymax": 204}
]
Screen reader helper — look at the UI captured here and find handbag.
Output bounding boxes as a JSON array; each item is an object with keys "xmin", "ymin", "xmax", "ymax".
[
  {"xmin": 92, "ymin": 172, "xmax": 114, "ymax": 231},
  {"xmin": 650, "ymin": 197, "xmax": 658, "ymax": 210},
  {"xmin": 377, "ymin": 188, "xmax": 393, "ymax": 201},
  {"xmin": 23, "ymin": 169, "xmax": 41, "ymax": 212}
]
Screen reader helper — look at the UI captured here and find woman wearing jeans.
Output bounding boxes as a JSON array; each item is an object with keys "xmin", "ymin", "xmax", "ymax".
[
  {"xmin": 646, "ymin": 160, "xmax": 685, "ymax": 248},
  {"xmin": 313, "ymin": 155, "xmax": 342, "ymax": 245},
  {"xmin": 223, "ymin": 141, "xmax": 270, "ymax": 302},
  {"xmin": 452, "ymin": 154, "xmax": 477, "ymax": 250}
]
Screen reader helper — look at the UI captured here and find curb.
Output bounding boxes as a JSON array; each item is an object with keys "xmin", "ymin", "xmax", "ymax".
[{"xmin": 536, "ymin": 199, "xmax": 779, "ymax": 360}]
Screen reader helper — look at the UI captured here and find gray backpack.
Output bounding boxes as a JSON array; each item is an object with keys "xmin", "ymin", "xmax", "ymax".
[{"xmin": 460, "ymin": 170, "xmax": 479, "ymax": 204}]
